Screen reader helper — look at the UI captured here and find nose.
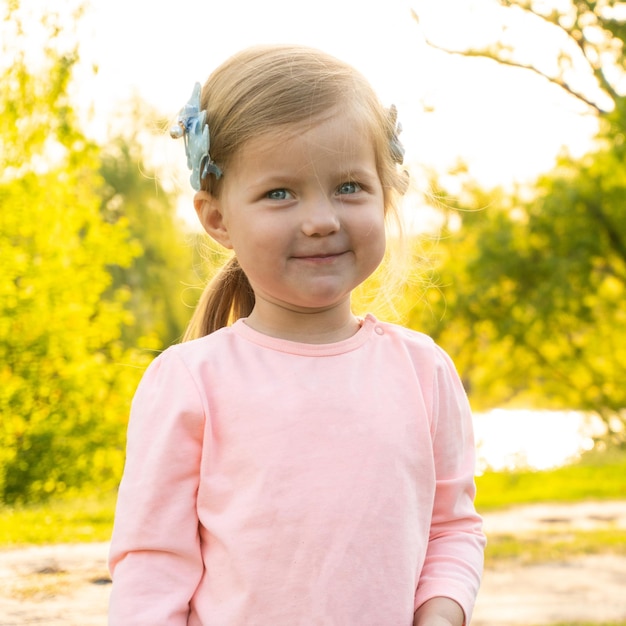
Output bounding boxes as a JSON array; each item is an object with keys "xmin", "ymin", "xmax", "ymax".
[{"xmin": 300, "ymin": 197, "xmax": 340, "ymax": 237}]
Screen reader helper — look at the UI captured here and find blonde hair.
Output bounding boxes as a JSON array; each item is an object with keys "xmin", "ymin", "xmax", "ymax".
[{"xmin": 183, "ymin": 44, "xmax": 409, "ymax": 341}]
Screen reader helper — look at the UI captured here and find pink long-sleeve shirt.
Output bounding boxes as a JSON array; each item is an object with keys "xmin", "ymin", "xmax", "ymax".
[{"xmin": 108, "ymin": 314, "xmax": 485, "ymax": 625}]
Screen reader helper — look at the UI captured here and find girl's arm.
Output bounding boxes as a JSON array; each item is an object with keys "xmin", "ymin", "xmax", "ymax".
[
  {"xmin": 108, "ymin": 349, "xmax": 205, "ymax": 625},
  {"xmin": 413, "ymin": 346, "xmax": 486, "ymax": 625}
]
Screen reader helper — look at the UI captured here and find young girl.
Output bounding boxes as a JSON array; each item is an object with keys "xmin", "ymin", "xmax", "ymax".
[{"xmin": 108, "ymin": 44, "xmax": 485, "ymax": 626}]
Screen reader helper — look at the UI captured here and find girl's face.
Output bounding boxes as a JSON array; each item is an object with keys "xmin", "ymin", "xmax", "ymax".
[{"xmin": 196, "ymin": 111, "xmax": 386, "ymax": 333}]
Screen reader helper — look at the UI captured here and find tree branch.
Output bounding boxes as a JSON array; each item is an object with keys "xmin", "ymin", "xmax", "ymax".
[
  {"xmin": 499, "ymin": 0, "xmax": 624, "ymax": 108},
  {"xmin": 411, "ymin": 5, "xmax": 614, "ymax": 114},
  {"xmin": 420, "ymin": 35, "xmax": 607, "ymax": 114}
]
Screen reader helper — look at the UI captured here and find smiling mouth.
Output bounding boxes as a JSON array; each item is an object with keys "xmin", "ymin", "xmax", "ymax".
[{"xmin": 293, "ymin": 252, "xmax": 347, "ymax": 261}]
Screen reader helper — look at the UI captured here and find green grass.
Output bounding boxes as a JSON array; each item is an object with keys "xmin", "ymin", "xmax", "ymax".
[
  {"xmin": 485, "ymin": 528, "xmax": 626, "ymax": 564},
  {"xmin": 475, "ymin": 447, "xmax": 626, "ymax": 511},
  {"xmin": 0, "ymin": 491, "xmax": 116, "ymax": 547}
]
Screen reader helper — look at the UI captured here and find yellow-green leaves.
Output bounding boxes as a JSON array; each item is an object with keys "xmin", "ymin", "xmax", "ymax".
[{"xmin": 0, "ymin": 4, "xmax": 148, "ymax": 503}]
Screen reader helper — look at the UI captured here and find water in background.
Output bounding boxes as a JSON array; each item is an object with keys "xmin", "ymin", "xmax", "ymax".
[{"xmin": 473, "ymin": 409, "xmax": 605, "ymax": 472}]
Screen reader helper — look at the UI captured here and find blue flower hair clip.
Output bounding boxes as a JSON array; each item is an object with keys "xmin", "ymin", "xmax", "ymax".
[
  {"xmin": 170, "ymin": 82, "xmax": 222, "ymax": 191},
  {"xmin": 388, "ymin": 105, "xmax": 405, "ymax": 165}
]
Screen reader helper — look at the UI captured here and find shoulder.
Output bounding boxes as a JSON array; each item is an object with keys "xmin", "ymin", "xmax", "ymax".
[
  {"xmin": 369, "ymin": 317, "xmax": 462, "ymax": 384},
  {"xmin": 370, "ymin": 317, "xmax": 441, "ymax": 360},
  {"xmin": 163, "ymin": 325, "xmax": 236, "ymax": 364},
  {"xmin": 375, "ymin": 318, "xmax": 435, "ymax": 346},
  {"xmin": 137, "ymin": 326, "xmax": 237, "ymax": 388},
  {"xmin": 130, "ymin": 327, "xmax": 242, "ymax": 415}
]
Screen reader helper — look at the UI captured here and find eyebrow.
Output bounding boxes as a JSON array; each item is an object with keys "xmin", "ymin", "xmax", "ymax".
[
  {"xmin": 244, "ymin": 174, "xmax": 301, "ymax": 193},
  {"xmin": 252, "ymin": 164, "xmax": 378, "ymax": 184},
  {"xmin": 338, "ymin": 166, "xmax": 379, "ymax": 180}
]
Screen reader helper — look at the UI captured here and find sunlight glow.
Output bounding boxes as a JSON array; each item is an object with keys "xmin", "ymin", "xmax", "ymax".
[{"xmin": 474, "ymin": 409, "xmax": 603, "ymax": 472}]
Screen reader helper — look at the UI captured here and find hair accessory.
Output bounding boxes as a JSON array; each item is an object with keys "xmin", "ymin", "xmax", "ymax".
[
  {"xmin": 170, "ymin": 82, "xmax": 222, "ymax": 190},
  {"xmin": 388, "ymin": 105, "xmax": 405, "ymax": 165}
]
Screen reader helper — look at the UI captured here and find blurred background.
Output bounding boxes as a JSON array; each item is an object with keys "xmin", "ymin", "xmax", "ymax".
[{"xmin": 1, "ymin": 0, "xmax": 624, "ymax": 523}]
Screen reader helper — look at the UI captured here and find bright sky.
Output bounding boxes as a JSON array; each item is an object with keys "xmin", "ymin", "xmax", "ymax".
[{"xmin": 72, "ymin": 0, "xmax": 599, "ymax": 223}]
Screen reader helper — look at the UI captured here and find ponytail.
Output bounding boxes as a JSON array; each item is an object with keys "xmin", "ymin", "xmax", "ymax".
[{"xmin": 182, "ymin": 257, "xmax": 255, "ymax": 341}]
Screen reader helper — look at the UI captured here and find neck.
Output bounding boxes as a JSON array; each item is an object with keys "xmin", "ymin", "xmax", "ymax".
[{"xmin": 244, "ymin": 301, "xmax": 361, "ymax": 344}]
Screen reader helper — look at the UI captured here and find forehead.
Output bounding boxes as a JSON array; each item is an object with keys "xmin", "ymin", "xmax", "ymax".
[{"xmin": 235, "ymin": 111, "xmax": 376, "ymax": 168}]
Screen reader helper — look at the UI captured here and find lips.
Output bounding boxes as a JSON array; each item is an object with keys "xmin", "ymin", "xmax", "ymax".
[
  {"xmin": 292, "ymin": 250, "xmax": 347, "ymax": 259},
  {"xmin": 292, "ymin": 253, "xmax": 348, "ymax": 265}
]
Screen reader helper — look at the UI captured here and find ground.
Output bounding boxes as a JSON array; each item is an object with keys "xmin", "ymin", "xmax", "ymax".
[
  {"xmin": 475, "ymin": 501, "xmax": 626, "ymax": 625},
  {"xmin": 0, "ymin": 501, "xmax": 625, "ymax": 625}
]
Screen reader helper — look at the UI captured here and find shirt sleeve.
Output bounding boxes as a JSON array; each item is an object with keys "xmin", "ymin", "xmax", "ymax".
[
  {"xmin": 108, "ymin": 348, "xmax": 206, "ymax": 625},
  {"xmin": 414, "ymin": 345, "xmax": 486, "ymax": 625}
]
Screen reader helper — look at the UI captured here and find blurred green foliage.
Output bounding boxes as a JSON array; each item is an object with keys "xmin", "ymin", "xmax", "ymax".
[
  {"xmin": 0, "ymin": 2, "xmax": 197, "ymax": 503},
  {"xmin": 99, "ymin": 130, "xmax": 197, "ymax": 349},
  {"xmin": 411, "ymin": 0, "xmax": 626, "ymax": 445},
  {"xmin": 0, "ymin": 4, "xmax": 143, "ymax": 503}
]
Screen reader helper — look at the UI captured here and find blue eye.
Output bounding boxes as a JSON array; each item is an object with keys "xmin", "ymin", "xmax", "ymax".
[
  {"xmin": 338, "ymin": 182, "xmax": 361, "ymax": 195},
  {"xmin": 266, "ymin": 189, "xmax": 290, "ymax": 200}
]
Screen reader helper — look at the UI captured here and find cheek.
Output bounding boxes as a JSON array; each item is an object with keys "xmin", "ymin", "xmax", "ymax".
[
  {"xmin": 362, "ymin": 211, "xmax": 387, "ymax": 250},
  {"xmin": 357, "ymin": 217, "xmax": 386, "ymax": 274},
  {"xmin": 371, "ymin": 231, "xmax": 387, "ymax": 269},
  {"xmin": 229, "ymin": 220, "xmax": 285, "ymax": 267}
]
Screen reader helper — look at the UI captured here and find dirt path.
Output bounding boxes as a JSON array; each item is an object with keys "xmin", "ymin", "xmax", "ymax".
[
  {"xmin": 474, "ymin": 500, "xmax": 626, "ymax": 625},
  {"xmin": 1, "ymin": 501, "xmax": 625, "ymax": 625},
  {"xmin": 0, "ymin": 542, "xmax": 110, "ymax": 625}
]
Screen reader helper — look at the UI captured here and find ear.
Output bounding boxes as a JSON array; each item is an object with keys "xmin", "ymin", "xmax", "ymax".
[{"xmin": 194, "ymin": 191, "xmax": 233, "ymax": 249}]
